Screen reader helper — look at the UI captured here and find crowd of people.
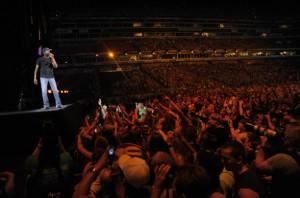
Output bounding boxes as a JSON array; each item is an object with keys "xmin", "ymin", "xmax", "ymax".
[
  {"xmin": 1, "ymin": 61, "xmax": 300, "ymax": 198},
  {"xmin": 57, "ymin": 36, "xmax": 298, "ymax": 57},
  {"xmin": 108, "ymin": 61, "xmax": 300, "ymax": 97},
  {"xmin": 74, "ymin": 83, "xmax": 300, "ymax": 198},
  {"xmin": 58, "ymin": 37, "xmax": 294, "ymax": 54}
]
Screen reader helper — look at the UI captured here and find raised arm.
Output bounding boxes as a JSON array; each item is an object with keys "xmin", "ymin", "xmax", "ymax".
[
  {"xmin": 73, "ymin": 148, "xmax": 108, "ymax": 198},
  {"xmin": 158, "ymin": 102, "xmax": 179, "ymax": 119},
  {"xmin": 266, "ymin": 113, "xmax": 276, "ymax": 131},
  {"xmin": 164, "ymin": 96, "xmax": 193, "ymax": 126},
  {"xmin": 50, "ymin": 53, "xmax": 58, "ymax": 68},
  {"xmin": 32, "ymin": 138, "xmax": 42, "ymax": 156},
  {"xmin": 33, "ymin": 64, "xmax": 39, "ymax": 85},
  {"xmin": 157, "ymin": 129, "xmax": 185, "ymax": 167},
  {"xmin": 76, "ymin": 134, "xmax": 93, "ymax": 160},
  {"xmin": 238, "ymin": 100, "xmax": 244, "ymax": 117},
  {"xmin": 84, "ymin": 115, "xmax": 91, "ymax": 128},
  {"xmin": 176, "ymin": 131, "xmax": 197, "ymax": 163},
  {"xmin": 151, "ymin": 164, "xmax": 171, "ymax": 198},
  {"xmin": 254, "ymin": 146, "xmax": 272, "ymax": 173}
]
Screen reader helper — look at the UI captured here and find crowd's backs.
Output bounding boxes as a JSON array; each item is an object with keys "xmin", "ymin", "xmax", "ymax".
[{"xmin": 69, "ymin": 86, "xmax": 300, "ymax": 198}]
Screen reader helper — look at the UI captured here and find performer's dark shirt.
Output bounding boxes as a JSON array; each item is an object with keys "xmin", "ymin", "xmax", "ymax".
[{"xmin": 36, "ymin": 57, "xmax": 54, "ymax": 78}]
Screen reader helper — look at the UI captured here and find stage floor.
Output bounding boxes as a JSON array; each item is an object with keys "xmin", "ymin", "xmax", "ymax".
[
  {"xmin": 0, "ymin": 102, "xmax": 84, "ymax": 163},
  {"xmin": 0, "ymin": 104, "xmax": 72, "ymax": 116}
]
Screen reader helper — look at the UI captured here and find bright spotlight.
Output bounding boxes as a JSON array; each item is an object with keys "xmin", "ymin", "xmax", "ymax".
[{"xmin": 108, "ymin": 51, "xmax": 115, "ymax": 58}]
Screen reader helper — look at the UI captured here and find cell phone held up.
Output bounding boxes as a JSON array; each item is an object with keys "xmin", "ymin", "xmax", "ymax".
[{"xmin": 108, "ymin": 147, "xmax": 115, "ymax": 162}]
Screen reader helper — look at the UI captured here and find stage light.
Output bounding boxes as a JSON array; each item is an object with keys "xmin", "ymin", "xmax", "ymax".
[
  {"xmin": 201, "ymin": 32, "xmax": 209, "ymax": 37},
  {"xmin": 95, "ymin": 53, "xmax": 99, "ymax": 57},
  {"xmin": 133, "ymin": 22, "xmax": 142, "ymax": 27},
  {"xmin": 47, "ymin": 89, "xmax": 70, "ymax": 94},
  {"xmin": 280, "ymin": 24, "xmax": 288, "ymax": 29},
  {"xmin": 134, "ymin": 32, "xmax": 143, "ymax": 37},
  {"xmin": 261, "ymin": 32, "xmax": 267, "ymax": 37},
  {"xmin": 108, "ymin": 51, "xmax": 114, "ymax": 59}
]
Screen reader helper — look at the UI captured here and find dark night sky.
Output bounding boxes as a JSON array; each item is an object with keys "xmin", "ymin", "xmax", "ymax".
[{"xmin": 43, "ymin": 0, "xmax": 300, "ymax": 19}]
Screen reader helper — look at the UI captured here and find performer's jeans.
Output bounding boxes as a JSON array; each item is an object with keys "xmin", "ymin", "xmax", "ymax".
[{"xmin": 40, "ymin": 77, "xmax": 62, "ymax": 108}]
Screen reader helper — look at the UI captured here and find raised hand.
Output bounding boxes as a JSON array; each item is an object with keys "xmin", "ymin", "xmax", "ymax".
[
  {"xmin": 49, "ymin": 52, "xmax": 55, "ymax": 58},
  {"xmin": 157, "ymin": 129, "xmax": 168, "ymax": 143},
  {"xmin": 153, "ymin": 164, "xmax": 171, "ymax": 189},
  {"xmin": 164, "ymin": 95, "xmax": 171, "ymax": 101}
]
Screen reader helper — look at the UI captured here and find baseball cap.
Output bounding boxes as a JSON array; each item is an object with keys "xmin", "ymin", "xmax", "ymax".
[
  {"xmin": 118, "ymin": 154, "xmax": 150, "ymax": 188},
  {"xmin": 42, "ymin": 47, "xmax": 52, "ymax": 54}
]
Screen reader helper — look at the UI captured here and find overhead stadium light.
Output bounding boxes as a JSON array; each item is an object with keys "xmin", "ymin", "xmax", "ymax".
[{"xmin": 108, "ymin": 51, "xmax": 115, "ymax": 59}]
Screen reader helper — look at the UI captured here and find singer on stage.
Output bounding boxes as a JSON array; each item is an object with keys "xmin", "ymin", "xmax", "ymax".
[{"xmin": 34, "ymin": 47, "xmax": 62, "ymax": 109}]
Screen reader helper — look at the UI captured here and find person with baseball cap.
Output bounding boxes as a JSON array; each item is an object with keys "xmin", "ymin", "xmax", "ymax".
[{"xmin": 34, "ymin": 47, "xmax": 62, "ymax": 109}]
